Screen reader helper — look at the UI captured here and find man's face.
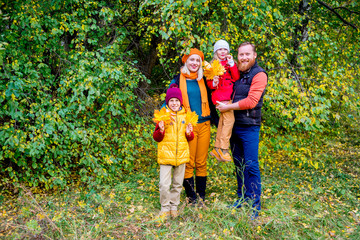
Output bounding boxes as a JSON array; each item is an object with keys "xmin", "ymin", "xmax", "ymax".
[{"xmin": 237, "ymin": 44, "xmax": 257, "ymax": 72}]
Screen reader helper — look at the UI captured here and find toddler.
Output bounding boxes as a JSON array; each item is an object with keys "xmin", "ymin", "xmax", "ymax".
[{"xmin": 207, "ymin": 40, "xmax": 240, "ymax": 162}]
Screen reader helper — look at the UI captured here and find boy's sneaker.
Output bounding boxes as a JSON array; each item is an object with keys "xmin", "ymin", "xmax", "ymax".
[
  {"xmin": 170, "ymin": 210, "xmax": 179, "ymax": 218},
  {"xmin": 210, "ymin": 148, "xmax": 223, "ymax": 162},
  {"xmin": 154, "ymin": 211, "xmax": 170, "ymax": 221},
  {"xmin": 218, "ymin": 149, "xmax": 232, "ymax": 162}
]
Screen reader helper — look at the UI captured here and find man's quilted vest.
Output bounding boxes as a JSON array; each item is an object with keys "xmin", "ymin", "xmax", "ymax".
[
  {"xmin": 232, "ymin": 61, "xmax": 267, "ymax": 126},
  {"xmin": 157, "ymin": 108, "xmax": 190, "ymax": 166}
]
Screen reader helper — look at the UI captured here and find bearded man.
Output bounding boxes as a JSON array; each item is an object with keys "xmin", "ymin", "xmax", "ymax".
[{"xmin": 216, "ymin": 42, "xmax": 268, "ymax": 219}]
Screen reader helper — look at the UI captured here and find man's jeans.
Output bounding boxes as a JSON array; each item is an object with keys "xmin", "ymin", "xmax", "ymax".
[{"xmin": 230, "ymin": 125, "xmax": 261, "ymax": 211}]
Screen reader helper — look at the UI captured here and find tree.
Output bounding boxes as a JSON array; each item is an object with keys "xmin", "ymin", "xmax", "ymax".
[{"xmin": 1, "ymin": 0, "xmax": 359, "ymax": 188}]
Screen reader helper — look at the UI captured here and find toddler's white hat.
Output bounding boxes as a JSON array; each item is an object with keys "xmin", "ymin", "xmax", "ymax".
[{"xmin": 214, "ymin": 39, "xmax": 230, "ymax": 53}]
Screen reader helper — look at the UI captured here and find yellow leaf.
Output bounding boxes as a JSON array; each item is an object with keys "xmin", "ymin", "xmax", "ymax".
[
  {"xmin": 78, "ymin": 201, "xmax": 86, "ymax": 208},
  {"xmin": 203, "ymin": 60, "xmax": 226, "ymax": 79},
  {"xmin": 153, "ymin": 108, "xmax": 172, "ymax": 124},
  {"xmin": 185, "ymin": 111, "xmax": 198, "ymax": 126},
  {"xmin": 98, "ymin": 206, "xmax": 104, "ymax": 214}
]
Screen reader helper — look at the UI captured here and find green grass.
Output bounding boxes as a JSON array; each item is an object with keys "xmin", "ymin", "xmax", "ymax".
[{"xmin": 1, "ymin": 129, "xmax": 359, "ymax": 239}]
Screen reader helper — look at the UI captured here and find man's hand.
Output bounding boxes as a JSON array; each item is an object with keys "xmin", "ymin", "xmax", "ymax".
[{"xmin": 216, "ymin": 101, "xmax": 229, "ymax": 113}]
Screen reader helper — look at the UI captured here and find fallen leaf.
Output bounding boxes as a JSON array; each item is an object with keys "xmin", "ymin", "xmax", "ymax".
[{"xmin": 328, "ymin": 231, "xmax": 336, "ymax": 237}]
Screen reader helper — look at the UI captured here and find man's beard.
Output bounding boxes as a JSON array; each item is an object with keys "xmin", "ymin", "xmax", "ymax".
[{"xmin": 238, "ymin": 58, "xmax": 255, "ymax": 72}]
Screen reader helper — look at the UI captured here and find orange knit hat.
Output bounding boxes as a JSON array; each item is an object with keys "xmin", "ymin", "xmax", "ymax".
[{"xmin": 181, "ymin": 48, "xmax": 204, "ymax": 63}]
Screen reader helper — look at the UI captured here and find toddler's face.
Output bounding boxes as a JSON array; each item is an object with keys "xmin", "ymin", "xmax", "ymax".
[
  {"xmin": 216, "ymin": 48, "xmax": 229, "ymax": 60},
  {"xmin": 168, "ymin": 98, "xmax": 181, "ymax": 112}
]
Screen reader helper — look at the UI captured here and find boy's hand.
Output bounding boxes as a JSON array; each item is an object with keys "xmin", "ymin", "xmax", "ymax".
[
  {"xmin": 186, "ymin": 123, "xmax": 193, "ymax": 135},
  {"xmin": 159, "ymin": 121, "xmax": 165, "ymax": 132},
  {"xmin": 213, "ymin": 75, "xmax": 219, "ymax": 87}
]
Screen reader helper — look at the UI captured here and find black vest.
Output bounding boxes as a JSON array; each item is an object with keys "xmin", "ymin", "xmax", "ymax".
[{"xmin": 232, "ymin": 61, "xmax": 267, "ymax": 126}]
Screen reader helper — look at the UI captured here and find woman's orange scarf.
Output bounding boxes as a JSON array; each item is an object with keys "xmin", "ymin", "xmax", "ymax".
[{"xmin": 180, "ymin": 72, "xmax": 210, "ymax": 117}]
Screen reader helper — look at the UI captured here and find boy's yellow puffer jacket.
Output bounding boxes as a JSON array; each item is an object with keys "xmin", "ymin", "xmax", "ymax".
[{"xmin": 157, "ymin": 108, "xmax": 190, "ymax": 166}]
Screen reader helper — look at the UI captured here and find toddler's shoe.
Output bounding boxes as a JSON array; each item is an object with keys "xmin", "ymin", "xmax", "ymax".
[
  {"xmin": 210, "ymin": 148, "xmax": 223, "ymax": 162},
  {"xmin": 218, "ymin": 149, "xmax": 232, "ymax": 162}
]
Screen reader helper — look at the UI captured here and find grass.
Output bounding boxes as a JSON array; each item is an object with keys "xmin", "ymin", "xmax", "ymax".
[{"xmin": 0, "ymin": 128, "xmax": 359, "ymax": 239}]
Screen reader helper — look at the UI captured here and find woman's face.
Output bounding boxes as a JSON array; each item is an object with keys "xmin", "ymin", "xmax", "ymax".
[{"xmin": 185, "ymin": 54, "xmax": 201, "ymax": 73}]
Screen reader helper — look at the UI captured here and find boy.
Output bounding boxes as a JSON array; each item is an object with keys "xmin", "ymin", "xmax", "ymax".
[{"xmin": 153, "ymin": 84, "xmax": 194, "ymax": 219}]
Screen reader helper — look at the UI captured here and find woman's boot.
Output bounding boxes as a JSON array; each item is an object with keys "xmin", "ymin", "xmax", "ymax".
[
  {"xmin": 195, "ymin": 176, "xmax": 207, "ymax": 203},
  {"xmin": 183, "ymin": 177, "xmax": 197, "ymax": 204}
]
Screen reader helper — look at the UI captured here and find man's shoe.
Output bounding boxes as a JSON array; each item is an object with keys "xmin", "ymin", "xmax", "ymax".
[
  {"xmin": 250, "ymin": 210, "xmax": 259, "ymax": 220},
  {"xmin": 228, "ymin": 199, "xmax": 242, "ymax": 209}
]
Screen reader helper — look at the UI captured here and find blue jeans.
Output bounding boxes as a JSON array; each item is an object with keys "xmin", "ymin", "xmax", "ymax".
[{"xmin": 230, "ymin": 125, "xmax": 261, "ymax": 211}]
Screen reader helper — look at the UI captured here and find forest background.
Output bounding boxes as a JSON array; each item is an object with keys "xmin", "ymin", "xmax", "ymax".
[{"xmin": 0, "ymin": 0, "xmax": 359, "ymax": 239}]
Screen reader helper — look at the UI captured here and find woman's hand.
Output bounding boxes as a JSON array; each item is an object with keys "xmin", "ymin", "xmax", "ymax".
[
  {"xmin": 186, "ymin": 123, "xmax": 193, "ymax": 135},
  {"xmin": 159, "ymin": 121, "xmax": 165, "ymax": 132}
]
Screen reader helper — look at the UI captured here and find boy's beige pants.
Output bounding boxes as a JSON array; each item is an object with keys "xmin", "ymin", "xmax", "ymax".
[
  {"xmin": 214, "ymin": 107, "xmax": 235, "ymax": 150},
  {"xmin": 159, "ymin": 163, "xmax": 186, "ymax": 212}
]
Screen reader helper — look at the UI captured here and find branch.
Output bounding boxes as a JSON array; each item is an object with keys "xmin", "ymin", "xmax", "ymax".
[
  {"xmin": 20, "ymin": 185, "xmax": 65, "ymax": 239},
  {"xmin": 317, "ymin": 0, "xmax": 357, "ymax": 29},
  {"xmin": 334, "ymin": 6, "xmax": 360, "ymax": 15}
]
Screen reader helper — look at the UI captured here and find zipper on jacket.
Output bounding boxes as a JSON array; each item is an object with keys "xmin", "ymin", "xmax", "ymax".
[{"xmin": 175, "ymin": 112, "xmax": 178, "ymax": 166}]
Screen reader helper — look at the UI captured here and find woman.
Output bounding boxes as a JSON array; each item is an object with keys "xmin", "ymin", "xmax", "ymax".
[{"xmin": 166, "ymin": 48, "xmax": 217, "ymax": 205}]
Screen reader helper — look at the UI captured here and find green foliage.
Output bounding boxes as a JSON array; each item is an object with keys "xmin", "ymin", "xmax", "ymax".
[
  {"xmin": 1, "ymin": 0, "xmax": 360, "ymax": 188},
  {"xmin": 0, "ymin": 0, "xmax": 153, "ymax": 188}
]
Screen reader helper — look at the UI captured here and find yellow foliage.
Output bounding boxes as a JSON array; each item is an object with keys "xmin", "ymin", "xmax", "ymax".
[
  {"xmin": 203, "ymin": 60, "xmax": 226, "ymax": 79},
  {"xmin": 153, "ymin": 108, "xmax": 172, "ymax": 124},
  {"xmin": 185, "ymin": 111, "xmax": 198, "ymax": 126}
]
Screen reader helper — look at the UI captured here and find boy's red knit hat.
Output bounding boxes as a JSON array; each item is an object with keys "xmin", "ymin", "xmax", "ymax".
[
  {"xmin": 182, "ymin": 48, "xmax": 204, "ymax": 63},
  {"xmin": 166, "ymin": 84, "xmax": 183, "ymax": 105}
]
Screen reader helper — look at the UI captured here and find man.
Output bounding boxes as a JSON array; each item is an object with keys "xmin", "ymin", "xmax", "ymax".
[{"xmin": 216, "ymin": 42, "xmax": 268, "ymax": 218}]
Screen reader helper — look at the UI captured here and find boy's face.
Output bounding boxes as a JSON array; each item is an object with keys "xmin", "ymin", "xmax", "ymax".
[{"xmin": 168, "ymin": 98, "xmax": 181, "ymax": 112}]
